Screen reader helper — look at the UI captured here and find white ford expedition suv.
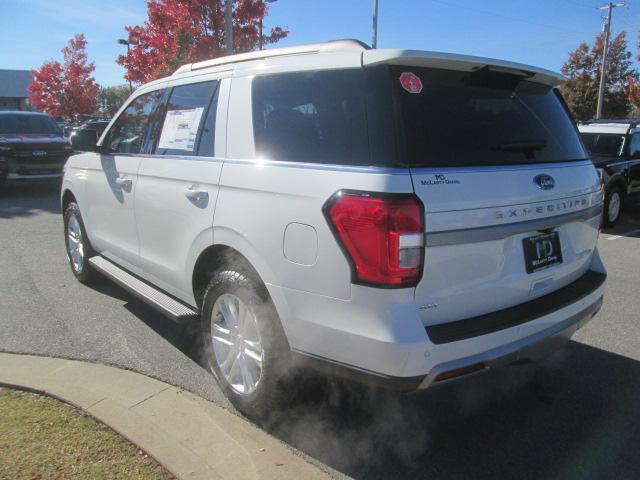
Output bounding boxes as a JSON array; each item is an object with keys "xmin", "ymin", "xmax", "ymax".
[{"xmin": 62, "ymin": 40, "xmax": 606, "ymax": 416}]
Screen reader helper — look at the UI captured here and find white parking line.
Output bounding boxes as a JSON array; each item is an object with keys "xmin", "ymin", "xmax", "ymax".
[{"xmin": 604, "ymin": 228, "xmax": 640, "ymax": 240}]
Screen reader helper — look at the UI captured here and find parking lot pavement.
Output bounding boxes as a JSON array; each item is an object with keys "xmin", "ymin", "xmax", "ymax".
[{"xmin": 2, "ymin": 184, "xmax": 640, "ymax": 480}]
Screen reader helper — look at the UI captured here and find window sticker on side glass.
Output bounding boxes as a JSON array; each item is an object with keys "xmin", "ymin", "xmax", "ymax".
[
  {"xmin": 157, "ymin": 107, "xmax": 204, "ymax": 151},
  {"xmin": 399, "ymin": 72, "xmax": 423, "ymax": 94}
]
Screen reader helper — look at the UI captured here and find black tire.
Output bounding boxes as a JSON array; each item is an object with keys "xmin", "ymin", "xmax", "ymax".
[
  {"xmin": 63, "ymin": 202, "xmax": 98, "ymax": 283},
  {"xmin": 603, "ymin": 186, "xmax": 624, "ymax": 228},
  {"xmin": 200, "ymin": 268, "xmax": 290, "ymax": 418}
]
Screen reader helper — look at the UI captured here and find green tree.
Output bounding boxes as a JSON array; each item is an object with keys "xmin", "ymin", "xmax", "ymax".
[
  {"xmin": 560, "ymin": 31, "xmax": 637, "ymax": 122},
  {"xmin": 97, "ymin": 85, "xmax": 131, "ymax": 117}
]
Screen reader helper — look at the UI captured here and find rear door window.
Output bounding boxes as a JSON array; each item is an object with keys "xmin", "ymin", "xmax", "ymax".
[
  {"xmin": 392, "ymin": 66, "xmax": 587, "ymax": 167},
  {"xmin": 252, "ymin": 70, "xmax": 369, "ymax": 165},
  {"xmin": 154, "ymin": 81, "xmax": 219, "ymax": 157}
]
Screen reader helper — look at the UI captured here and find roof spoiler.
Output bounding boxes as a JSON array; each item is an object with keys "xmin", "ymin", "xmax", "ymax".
[
  {"xmin": 583, "ymin": 118, "xmax": 640, "ymax": 128},
  {"xmin": 362, "ymin": 49, "xmax": 566, "ymax": 87}
]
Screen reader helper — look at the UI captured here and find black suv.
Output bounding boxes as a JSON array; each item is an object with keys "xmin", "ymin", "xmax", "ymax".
[
  {"xmin": 579, "ymin": 119, "xmax": 640, "ymax": 227},
  {"xmin": 0, "ymin": 111, "xmax": 73, "ymax": 186}
]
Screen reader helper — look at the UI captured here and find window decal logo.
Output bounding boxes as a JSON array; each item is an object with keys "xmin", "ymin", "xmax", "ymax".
[
  {"xmin": 399, "ymin": 72, "xmax": 423, "ymax": 94},
  {"xmin": 420, "ymin": 174, "xmax": 461, "ymax": 186}
]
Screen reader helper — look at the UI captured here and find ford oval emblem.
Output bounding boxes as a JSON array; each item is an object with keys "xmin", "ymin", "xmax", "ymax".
[{"xmin": 534, "ymin": 174, "xmax": 555, "ymax": 190}]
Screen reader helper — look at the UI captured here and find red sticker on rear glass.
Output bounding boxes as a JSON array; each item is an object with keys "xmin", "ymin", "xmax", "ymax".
[{"xmin": 399, "ymin": 72, "xmax": 423, "ymax": 94}]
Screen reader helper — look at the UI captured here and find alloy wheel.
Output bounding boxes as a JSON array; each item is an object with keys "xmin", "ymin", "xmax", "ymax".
[
  {"xmin": 67, "ymin": 215, "xmax": 85, "ymax": 272},
  {"xmin": 608, "ymin": 191, "xmax": 621, "ymax": 224},
  {"xmin": 210, "ymin": 293, "xmax": 264, "ymax": 395}
]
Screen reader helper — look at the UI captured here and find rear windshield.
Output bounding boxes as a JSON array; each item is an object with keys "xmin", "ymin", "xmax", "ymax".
[
  {"xmin": 580, "ymin": 132, "xmax": 625, "ymax": 158},
  {"xmin": 0, "ymin": 114, "xmax": 61, "ymax": 135},
  {"xmin": 392, "ymin": 66, "xmax": 586, "ymax": 167}
]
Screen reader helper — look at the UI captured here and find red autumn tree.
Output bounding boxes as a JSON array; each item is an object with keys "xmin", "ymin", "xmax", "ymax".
[
  {"xmin": 117, "ymin": 0, "xmax": 289, "ymax": 85},
  {"xmin": 28, "ymin": 34, "xmax": 100, "ymax": 119},
  {"xmin": 29, "ymin": 61, "xmax": 65, "ymax": 117},
  {"xmin": 560, "ymin": 32, "xmax": 637, "ymax": 121}
]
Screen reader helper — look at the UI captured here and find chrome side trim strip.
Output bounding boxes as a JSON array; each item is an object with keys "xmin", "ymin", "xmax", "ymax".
[
  {"xmin": 7, "ymin": 173, "xmax": 63, "ymax": 180},
  {"xmin": 222, "ymin": 157, "xmax": 412, "ymax": 174},
  {"xmin": 426, "ymin": 204, "xmax": 602, "ymax": 247},
  {"xmin": 410, "ymin": 159, "xmax": 593, "ymax": 174}
]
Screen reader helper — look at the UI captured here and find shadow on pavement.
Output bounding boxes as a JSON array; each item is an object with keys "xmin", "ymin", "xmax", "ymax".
[
  {"xmin": 0, "ymin": 182, "xmax": 61, "ymax": 219},
  {"xmin": 96, "ymin": 280, "xmax": 640, "ymax": 480},
  {"xmin": 261, "ymin": 342, "xmax": 640, "ymax": 480},
  {"xmin": 87, "ymin": 278, "xmax": 200, "ymax": 359}
]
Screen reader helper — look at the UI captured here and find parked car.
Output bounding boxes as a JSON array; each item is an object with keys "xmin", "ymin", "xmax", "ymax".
[
  {"xmin": 0, "ymin": 111, "xmax": 72, "ymax": 186},
  {"xmin": 69, "ymin": 120, "xmax": 110, "ymax": 151},
  {"xmin": 61, "ymin": 40, "xmax": 606, "ymax": 417},
  {"xmin": 578, "ymin": 119, "xmax": 640, "ymax": 227},
  {"xmin": 62, "ymin": 116, "xmax": 104, "ymax": 138}
]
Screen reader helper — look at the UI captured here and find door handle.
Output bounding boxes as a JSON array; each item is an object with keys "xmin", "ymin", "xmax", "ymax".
[
  {"xmin": 115, "ymin": 176, "xmax": 132, "ymax": 189},
  {"xmin": 184, "ymin": 185, "xmax": 208, "ymax": 201}
]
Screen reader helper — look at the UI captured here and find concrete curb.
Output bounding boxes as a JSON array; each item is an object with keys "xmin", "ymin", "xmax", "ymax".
[{"xmin": 0, "ymin": 352, "xmax": 330, "ymax": 480}]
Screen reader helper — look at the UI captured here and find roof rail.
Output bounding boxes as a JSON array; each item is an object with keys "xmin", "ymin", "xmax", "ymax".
[{"xmin": 173, "ymin": 39, "xmax": 370, "ymax": 75}]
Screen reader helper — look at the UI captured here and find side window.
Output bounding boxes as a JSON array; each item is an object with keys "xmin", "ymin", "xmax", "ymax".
[
  {"xmin": 629, "ymin": 133, "xmax": 640, "ymax": 158},
  {"xmin": 251, "ymin": 70, "xmax": 369, "ymax": 165},
  {"xmin": 154, "ymin": 81, "xmax": 218, "ymax": 157},
  {"xmin": 105, "ymin": 90, "xmax": 163, "ymax": 154}
]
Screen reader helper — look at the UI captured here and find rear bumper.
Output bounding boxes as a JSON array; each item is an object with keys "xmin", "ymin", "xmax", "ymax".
[
  {"xmin": 293, "ymin": 292, "xmax": 603, "ymax": 391},
  {"xmin": 425, "ymin": 270, "xmax": 606, "ymax": 344},
  {"xmin": 283, "ymin": 266, "xmax": 606, "ymax": 392},
  {"xmin": 417, "ymin": 294, "xmax": 602, "ymax": 389}
]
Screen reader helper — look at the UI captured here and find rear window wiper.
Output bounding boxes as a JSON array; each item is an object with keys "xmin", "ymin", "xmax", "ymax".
[{"xmin": 491, "ymin": 140, "xmax": 547, "ymax": 159}]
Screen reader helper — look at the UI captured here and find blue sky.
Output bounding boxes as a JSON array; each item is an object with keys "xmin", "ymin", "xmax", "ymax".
[{"xmin": 1, "ymin": 0, "xmax": 639, "ymax": 86}]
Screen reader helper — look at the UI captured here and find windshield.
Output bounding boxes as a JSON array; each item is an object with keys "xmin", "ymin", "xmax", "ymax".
[
  {"xmin": 392, "ymin": 66, "xmax": 586, "ymax": 167},
  {"xmin": 580, "ymin": 132, "xmax": 625, "ymax": 158},
  {"xmin": 0, "ymin": 114, "xmax": 61, "ymax": 135}
]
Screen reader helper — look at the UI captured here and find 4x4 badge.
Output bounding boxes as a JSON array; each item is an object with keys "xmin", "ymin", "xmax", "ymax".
[{"xmin": 534, "ymin": 174, "xmax": 555, "ymax": 190}]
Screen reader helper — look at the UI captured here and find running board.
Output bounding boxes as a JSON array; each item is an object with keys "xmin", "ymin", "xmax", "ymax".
[{"xmin": 88, "ymin": 256, "xmax": 199, "ymax": 323}]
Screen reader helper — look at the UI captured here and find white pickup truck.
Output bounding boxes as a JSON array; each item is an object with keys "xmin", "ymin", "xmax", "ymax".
[{"xmin": 61, "ymin": 40, "xmax": 606, "ymax": 416}]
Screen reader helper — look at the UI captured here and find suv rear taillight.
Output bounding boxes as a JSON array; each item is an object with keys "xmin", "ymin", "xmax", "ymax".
[{"xmin": 324, "ymin": 191, "xmax": 424, "ymax": 287}]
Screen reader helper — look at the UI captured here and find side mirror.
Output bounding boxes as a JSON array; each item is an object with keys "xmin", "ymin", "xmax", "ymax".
[{"xmin": 71, "ymin": 129, "xmax": 99, "ymax": 152}]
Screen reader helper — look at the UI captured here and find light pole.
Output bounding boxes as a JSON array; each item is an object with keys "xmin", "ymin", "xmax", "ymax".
[
  {"xmin": 595, "ymin": 2, "xmax": 625, "ymax": 119},
  {"xmin": 225, "ymin": 0, "xmax": 233, "ymax": 54},
  {"xmin": 117, "ymin": 38, "xmax": 134, "ymax": 94},
  {"xmin": 258, "ymin": 0, "xmax": 276, "ymax": 51},
  {"xmin": 372, "ymin": 0, "xmax": 378, "ymax": 49}
]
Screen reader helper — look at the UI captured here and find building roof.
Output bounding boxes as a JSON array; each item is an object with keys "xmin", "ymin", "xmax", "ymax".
[{"xmin": 0, "ymin": 69, "xmax": 33, "ymax": 98}]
